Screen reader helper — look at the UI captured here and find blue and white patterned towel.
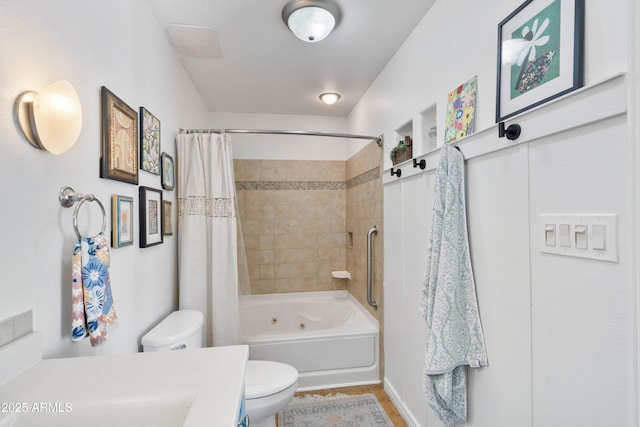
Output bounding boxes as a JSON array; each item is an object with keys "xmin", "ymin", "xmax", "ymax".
[
  {"xmin": 420, "ymin": 145, "xmax": 488, "ymax": 426},
  {"xmin": 71, "ymin": 233, "xmax": 118, "ymax": 346}
]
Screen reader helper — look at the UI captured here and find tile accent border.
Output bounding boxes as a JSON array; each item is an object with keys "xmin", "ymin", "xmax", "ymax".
[
  {"xmin": 236, "ymin": 167, "xmax": 380, "ymax": 192},
  {"xmin": 236, "ymin": 181, "xmax": 346, "ymax": 191},
  {"xmin": 347, "ymin": 167, "xmax": 381, "ymax": 189}
]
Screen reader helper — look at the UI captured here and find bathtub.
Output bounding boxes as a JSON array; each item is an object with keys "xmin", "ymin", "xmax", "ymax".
[{"xmin": 239, "ymin": 290, "xmax": 380, "ymax": 391}]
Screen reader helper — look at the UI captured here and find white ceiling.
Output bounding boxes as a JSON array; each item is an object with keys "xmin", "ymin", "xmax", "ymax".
[{"xmin": 146, "ymin": 0, "xmax": 436, "ymax": 117}]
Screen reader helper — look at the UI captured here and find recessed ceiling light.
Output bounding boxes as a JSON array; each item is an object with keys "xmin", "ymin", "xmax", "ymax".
[
  {"xmin": 282, "ymin": 0, "xmax": 342, "ymax": 43},
  {"xmin": 319, "ymin": 92, "xmax": 341, "ymax": 105}
]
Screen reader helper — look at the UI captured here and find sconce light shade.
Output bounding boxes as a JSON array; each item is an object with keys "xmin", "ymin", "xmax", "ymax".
[
  {"xmin": 14, "ymin": 80, "xmax": 82, "ymax": 155},
  {"xmin": 282, "ymin": 0, "xmax": 341, "ymax": 43},
  {"xmin": 319, "ymin": 92, "xmax": 341, "ymax": 105}
]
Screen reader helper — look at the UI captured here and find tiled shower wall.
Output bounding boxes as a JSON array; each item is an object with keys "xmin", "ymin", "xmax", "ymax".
[
  {"xmin": 234, "ymin": 160, "xmax": 348, "ymax": 294},
  {"xmin": 234, "ymin": 142, "xmax": 384, "ymax": 322},
  {"xmin": 345, "ymin": 142, "xmax": 384, "ymax": 320}
]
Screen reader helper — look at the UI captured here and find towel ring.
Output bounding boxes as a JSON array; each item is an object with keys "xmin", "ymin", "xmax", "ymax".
[
  {"xmin": 59, "ymin": 186, "xmax": 107, "ymax": 240},
  {"xmin": 73, "ymin": 195, "xmax": 107, "ymax": 240}
]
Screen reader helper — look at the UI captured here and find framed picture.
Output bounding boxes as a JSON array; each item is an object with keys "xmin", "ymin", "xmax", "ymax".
[
  {"xmin": 140, "ymin": 107, "xmax": 161, "ymax": 175},
  {"xmin": 100, "ymin": 86, "xmax": 139, "ymax": 184},
  {"xmin": 162, "ymin": 200, "xmax": 173, "ymax": 236},
  {"xmin": 444, "ymin": 76, "xmax": 478, "ymax": 144},
  {"xmin": 161, "ymin": 152, "xmax": 175, "ymax": 191},
  {"xmin": 111, "ymin": 195, "xmax": 134, "ymax": 248},
  {"xmin": 139, "ymin": 186, "xmax": 163, "ymax": 248},
  {"xmin": 496, "ymin": 0, "xmax": 584, "ymax": 121}
]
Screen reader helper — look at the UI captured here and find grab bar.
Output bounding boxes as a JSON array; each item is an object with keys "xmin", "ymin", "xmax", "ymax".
[{"xmin": 367, "ymin": 226, "xmax": 378, "ymax": 310}]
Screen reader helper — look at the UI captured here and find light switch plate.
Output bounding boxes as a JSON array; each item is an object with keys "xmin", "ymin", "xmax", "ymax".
[{"xmin": 539, "ymin": 214, "xmax": 618, "ymax": 263}]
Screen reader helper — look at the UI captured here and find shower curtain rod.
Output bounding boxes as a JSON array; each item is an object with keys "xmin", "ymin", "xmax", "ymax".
[{"xmin": 178, "ymin": 128, "xmax": 383, "ymax": 147}]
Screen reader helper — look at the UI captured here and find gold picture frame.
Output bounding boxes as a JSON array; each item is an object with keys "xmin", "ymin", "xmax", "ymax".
[
  {"xmin": 100, "ymin": 86, "xmax": 139, "ymax": 184},
  {"xmin": 162, "ymin": 200, "xmax": 173, "ymax": 236}
]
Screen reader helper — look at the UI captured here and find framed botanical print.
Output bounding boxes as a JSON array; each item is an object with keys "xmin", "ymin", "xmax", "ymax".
[
  {"xmin": 496, "ymin": 0, "xmax": 584, "ymax": 121},
  {"xmin": 161, "ymin": 152, "xmax": 175, "ymax": 191},
  {"xmin": 139, "ymin": 186, "xmax": 163, "ymax": 248},
  {"xmin": 140, "ymin": 107, "xmax": 161, "ymax": 175},
  {"xmin": 111, "ymin": 194, "xmax": 133, "ymax": 248},
  {"xmin": 100, "ymin": 86, "xmax": 138, "ymax": 184}
]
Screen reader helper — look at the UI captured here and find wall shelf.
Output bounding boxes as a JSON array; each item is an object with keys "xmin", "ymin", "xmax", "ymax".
[
  {"xmin": 420, "ymin": 105, "xmax": 438, "ymax": 154},
  {"xmin": 383, "ymin": 73, "xmax": 627, "ymax": 185}
]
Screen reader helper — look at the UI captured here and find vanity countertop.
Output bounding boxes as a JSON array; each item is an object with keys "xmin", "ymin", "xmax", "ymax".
[{"xmin": 0, "ymin": 340, "xmax": 248, "ymax": 426}]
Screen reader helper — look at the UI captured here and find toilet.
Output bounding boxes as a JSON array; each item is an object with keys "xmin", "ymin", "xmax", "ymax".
[{"xmin": 141, "ymin": 310, "xmax": 298, "ymax": 427}]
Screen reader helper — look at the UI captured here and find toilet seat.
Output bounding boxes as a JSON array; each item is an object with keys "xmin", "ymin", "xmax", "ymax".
[{"xmin": 245, "ymin": 360, "xmax": 298, "ymax": 399}]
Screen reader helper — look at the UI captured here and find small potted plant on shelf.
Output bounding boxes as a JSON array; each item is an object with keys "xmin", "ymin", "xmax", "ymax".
[{"xmin": 390, "ymin": 135, "xmax": 413, "ymax": 165}]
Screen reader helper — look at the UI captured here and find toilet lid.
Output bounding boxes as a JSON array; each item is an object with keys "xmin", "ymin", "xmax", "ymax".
[{"xmin": 244, "ymin": 360, "xmax": 299, "ymax": 400}]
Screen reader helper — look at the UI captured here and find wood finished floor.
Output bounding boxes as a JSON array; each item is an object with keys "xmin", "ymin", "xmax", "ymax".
[{"xmin": 280, "ymin": 384, "xmax": 408, "ymax": 426}]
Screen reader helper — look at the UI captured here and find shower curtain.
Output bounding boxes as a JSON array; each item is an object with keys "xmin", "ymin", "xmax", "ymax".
[{"xmin": 176, "ymin": 132, "xmax": 240, "ymax": 347}]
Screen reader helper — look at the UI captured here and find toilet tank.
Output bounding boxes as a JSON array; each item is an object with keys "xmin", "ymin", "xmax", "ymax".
[{"xmin": 141, "ymin": 310, "xmax": 204, "ymax": 352}]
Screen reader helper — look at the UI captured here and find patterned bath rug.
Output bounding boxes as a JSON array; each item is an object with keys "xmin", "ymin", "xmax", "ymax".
[{"xmin": 278, "ymin": 393, "xmax": 393, "ymax": 426}]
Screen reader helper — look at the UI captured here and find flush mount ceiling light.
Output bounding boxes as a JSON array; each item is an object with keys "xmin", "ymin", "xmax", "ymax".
[
  {"xmin": 319, "ymin": 92, "xmax": 341, "ymax": 105},
  {"xmin": 282, "ymin": 0, "xmax": 341, "ymax": 43},
  {"xmin": 14, "ymin": 80, "xmax": 82, "ymax": 155}
]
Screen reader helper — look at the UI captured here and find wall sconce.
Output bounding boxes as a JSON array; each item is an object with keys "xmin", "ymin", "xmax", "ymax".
[{"xmin": 14, "ymin": 80, "xmax": 82, "ymax": 155}]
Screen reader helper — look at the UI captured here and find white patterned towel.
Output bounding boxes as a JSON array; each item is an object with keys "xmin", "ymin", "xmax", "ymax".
[{"xmin": 420, "ymin": 145, "xmax": 487, "ymax": 426}]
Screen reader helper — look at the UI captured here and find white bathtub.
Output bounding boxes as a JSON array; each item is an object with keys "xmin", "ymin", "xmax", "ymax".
[{"xmin": 239, "ymin": 290, "xmax": 380, "ymax": 391}]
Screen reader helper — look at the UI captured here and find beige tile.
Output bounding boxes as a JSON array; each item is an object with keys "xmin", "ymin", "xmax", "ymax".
[
  {"xmin": 259, "ymin": 250, "xmax": 274, "ymax": 265},
  {"xmin": 260, "ymin": 264, "xmax": 275, "ymax": 280},
  {"xmin": 243, "ymin": 234, "xmax": 260, "ymax": 250},
  {"xmin": 259, "ymin": 279, "xmax": 276, "ymax": 294},
  {"xmin": 260, "ymin": 235, "xmax": 274, "ymax": 249},
  {"xmin": 274, "ymin": 279, "xmax": 291, "ymax": 293}
]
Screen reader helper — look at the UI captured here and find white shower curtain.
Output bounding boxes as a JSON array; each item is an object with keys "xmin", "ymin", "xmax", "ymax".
[{"xmin": 176, "ymin": 132, "xmax": 240, "ymax": 347}]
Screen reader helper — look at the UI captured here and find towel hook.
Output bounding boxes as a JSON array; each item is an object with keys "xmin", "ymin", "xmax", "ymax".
[
  {"xmin": 59, "ymin": 186, "xmax": 107, "ymax": 240},
  {"xmin": 413, "ymin": 158, "xmax": 426, "ymax": 169},
  {"xmin": 498, "ymin": 122, "xmax": 521, "ymax": 141},
  {"xmin": 391, "ymin": 168, "xmax": 402, "ymax": 178}
]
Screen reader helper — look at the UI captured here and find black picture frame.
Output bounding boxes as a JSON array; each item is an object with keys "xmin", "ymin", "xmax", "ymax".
[
  {"xmin": 496, "ymin": 0, "xmax": 584, "ymax": 122},
  {"xmin": 161, "ymin": 152, "xmax": 175, "ymax": 191},
  {"xmin": 140, "ymin": 107, "xmax": 161, "ymax": 175},
  {"xmin": 139, "ymin": 186, "xmax": 163, "ymax": 248}
]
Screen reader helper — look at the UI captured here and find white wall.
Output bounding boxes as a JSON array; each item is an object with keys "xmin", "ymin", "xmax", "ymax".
[
  {"xmin": 0, "ymin": 0, "xmax": 209, "ymax": 358},
  {"xmin": 348, "ymin": 0, "xmax": 636, "ymax": 425}
]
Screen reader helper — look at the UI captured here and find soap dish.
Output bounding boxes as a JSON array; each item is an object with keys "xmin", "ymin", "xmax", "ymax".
[{"xmin": 331, "ymin": 270, "xmax": 351, "ymax": 280}]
